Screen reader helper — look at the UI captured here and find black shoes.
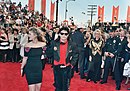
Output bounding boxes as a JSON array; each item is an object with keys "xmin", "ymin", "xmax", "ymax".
[
  {"xmin": 3, "ymin": 60, "xmax": 6, "ymax": 63},
  {"xmin": 100, "ymin": 81, "xmax": 107, "ymax": 84},
  {"xmin": 116, "ymin": 86, "xmax": 121, "ymax": 90},
  {"xmin": 76, "ymin": 70, "xmax": 79, "ymax": 73},
  {"xmin": 80, "ymin": 76, "xmax": 86, "ymax": 79},
  {"xmin": 93, "ymin": 81, "xmax": 97, "ymax": 84},
  {"xmin": 86, "ymin": 77, "xmax": 91, "ymax": 82}
]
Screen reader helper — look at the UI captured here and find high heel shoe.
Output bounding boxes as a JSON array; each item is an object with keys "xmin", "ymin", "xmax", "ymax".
[{"xmin": 94, "ymin": 81, "xmax": 97, "ymax": 84}]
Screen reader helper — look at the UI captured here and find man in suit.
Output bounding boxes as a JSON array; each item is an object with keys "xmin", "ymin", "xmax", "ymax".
[
  {"xmin": 53, "ymin": 27, "xmax": 79, "ymax": 91},
  {"xmin": 118, "ymin": 29, "xmax": 128, "ymax": 82}
]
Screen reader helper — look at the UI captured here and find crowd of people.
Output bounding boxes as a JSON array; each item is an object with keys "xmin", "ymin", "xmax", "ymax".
[{"xmin": 0, "ymin": 1, "xmax": 130, "ymax": 91}]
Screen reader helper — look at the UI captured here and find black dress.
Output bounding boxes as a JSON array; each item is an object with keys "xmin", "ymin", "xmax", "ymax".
[
  {"xmin": 24, "ymin": 47, "xmax": 44, "ymax": 85},
  {"xmin": 87, "ymin": 38, "xmax": 104, "ymax": 82}
]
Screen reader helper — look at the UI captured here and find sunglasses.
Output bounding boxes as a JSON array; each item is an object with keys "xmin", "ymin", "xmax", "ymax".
[{"xmin": 60, "ymin": 33, "xmax": 69, "ymax": 36}]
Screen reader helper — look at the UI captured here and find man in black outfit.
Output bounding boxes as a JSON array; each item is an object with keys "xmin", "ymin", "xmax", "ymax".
[
  {"xmin": 100, "ymin": 29, "xmax": 122, "ymax": 90},
  {"xmin": 70, "ymin": 28, "xmax": 85, "ymax": 79},
  {"xmin": 118, "ymin": 30, "xmax": 128, "ymax": 82},
  {"xmin": 53, "ymin": 27, "xmax": 79, "ymax": 91}
]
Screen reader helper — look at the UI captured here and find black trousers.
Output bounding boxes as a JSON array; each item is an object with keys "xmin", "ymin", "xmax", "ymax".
[
  {"xmin": 0, "ymin": 49, "xmax": 8, "ymax": 62},
  {"xmin": 119, "ymin": 58, "xmax": 126, "ymax": 82},
  {"xmin": 12, "ymin": 48, "xmax": 20, "ymax": 62},
  {"xmin": 53, "ymin": 65, "xmax": 71, "ymax": 91},
  {"xmin": 103, "ymin": 57, "xmax": 121, "ymax": 87},
  {"xmin": 78, "ymin": 48, "xmax": 85, "ymax": 78},
  {"xmin": 7, "ymin": 49, "xmax": 13, "ymax": 61}
]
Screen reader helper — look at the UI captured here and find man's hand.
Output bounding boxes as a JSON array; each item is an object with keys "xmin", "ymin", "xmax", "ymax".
[
  {"xmin": 105, "ymin": 52, "xmax": 109, "ymax": 57},
  {"xmin": 110, "ymin": 53, "xmax": 114, "ymax": 58},
  {"xmin": 89, "ymin": 56, "xmax": 92, "ymax": 62},
  {"xmin": 121, "ymin": 58, "xmax": 124, "ymax": 62},
  {"xmin": 21, "ymin": 69, "xmax": 23, "ymax": 77}
]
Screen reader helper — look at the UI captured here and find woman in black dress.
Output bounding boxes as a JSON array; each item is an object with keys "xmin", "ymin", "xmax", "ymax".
[
  {"xmin": 21, "ymin": 27, "xmax": 46, "ymax": 91},
  {"xmin": 86, "ymin": 29, "xmax": 104, "ymax": 83}
]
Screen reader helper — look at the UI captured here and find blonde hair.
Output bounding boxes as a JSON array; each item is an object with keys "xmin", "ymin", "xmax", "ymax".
[{"xmin": 93, "ymin": 29, "xmax": 102, "ymax": 38}]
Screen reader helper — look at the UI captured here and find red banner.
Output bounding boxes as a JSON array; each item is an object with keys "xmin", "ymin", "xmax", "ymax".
[
  {"xmin": 127, "ymin": 6, "xmax": 130, "ymax": 23},
  {"xmin": 112, "ymin": 6, "xmax": 119, "ymax": 22},
  {"xmin": 41, "ymin": 0, "xmax": 46, "ymax": 16},
  {"xmin": 50, "ymin": 1, "xmax": 55, "ymax": 21},
  {"xmin": 28, "ymin": 0, "xmax": 35, "ymax": 11},
  {"xmin": 98, "ymin": 6, "xmax": 104, "ymax": 22}
]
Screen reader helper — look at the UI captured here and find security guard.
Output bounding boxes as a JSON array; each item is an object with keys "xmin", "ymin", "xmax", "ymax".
[{"xmin": 100, "ymin": 29, "xmax": 122, "ymax": 90}]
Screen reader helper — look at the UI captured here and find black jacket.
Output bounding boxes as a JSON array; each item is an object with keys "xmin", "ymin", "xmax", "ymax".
[
  {"xmin": 104, "ymin": 36, "xmax": 122, "ymax": 56},
  {"xmin": 53, "ymin": 40, "xmax": 79, "ymax": 66}
]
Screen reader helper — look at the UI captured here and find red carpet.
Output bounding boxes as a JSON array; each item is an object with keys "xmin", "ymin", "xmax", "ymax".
[{"xmin": 0, "ymin": 62, "xmax": 129, "ymax": 91}]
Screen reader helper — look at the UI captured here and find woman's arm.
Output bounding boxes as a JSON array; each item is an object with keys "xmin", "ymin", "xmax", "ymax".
[
  {"xmin": 21, "ymin": 57, "xmax": 27, "ymax": 69},
  {"xmin": 20, "ymin": 56, "xmax": 27, "ymax": 76}
]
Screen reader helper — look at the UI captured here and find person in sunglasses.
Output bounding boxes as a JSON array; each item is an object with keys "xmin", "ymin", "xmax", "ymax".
[{"xmin": 53, "ymin": 27, "xmax": 79, "ymax": 91}]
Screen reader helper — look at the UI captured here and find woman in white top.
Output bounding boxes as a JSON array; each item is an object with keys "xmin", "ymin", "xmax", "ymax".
[{"xmin": 20, "ymin": 27, "xmax": 28, "ymax": 57}]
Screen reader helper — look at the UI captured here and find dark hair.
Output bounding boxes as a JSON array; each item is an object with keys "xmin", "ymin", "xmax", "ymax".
[
  {"xmin": 77, "ymin": 28, "xmax": 83, "ymax": 31},
  {"xmin": 53, "ymin": 25, "xmax": 60, "ymax": 30},
  {"xmin": 40, "ymin": 27, "xmax": 46, "ymax": 32},
  {"xmin": 56, "ymin": 27, "xmax": 70, "ymax": 42},
  {"xmin": 83, "ymin": 31, "xmax": 87, "ymax": 35},
  {"xmin": 88, "ymin": 26, "xmax": 91, "ymax": 30},
  {"xmin": 29, "ymin": 27, "xmax": 43, "ymax": 42},
  {"xmin": 58, "ymin": 27, "xmax": 69, "ymax": 34},
  {"xmin": 13, "ymin": 28, "xmax": 18, "ymax": 34}
]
